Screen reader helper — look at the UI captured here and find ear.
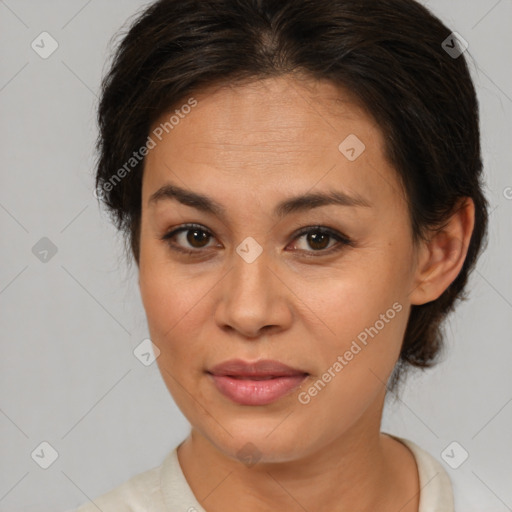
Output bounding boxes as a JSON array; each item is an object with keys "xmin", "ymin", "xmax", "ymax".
[{"xmin": 409, "ymin": 198, "xmax": 475, "ymax": 305}]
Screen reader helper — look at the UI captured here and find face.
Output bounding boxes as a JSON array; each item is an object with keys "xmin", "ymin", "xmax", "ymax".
[{"xmin": 138, "ymin": 75, "xmax": 419, "ymax": 464}]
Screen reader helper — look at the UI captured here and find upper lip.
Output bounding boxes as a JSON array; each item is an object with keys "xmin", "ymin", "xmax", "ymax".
[{"xmin": 208, "ymin": 359, "xmax": 308, "ymax": 377}]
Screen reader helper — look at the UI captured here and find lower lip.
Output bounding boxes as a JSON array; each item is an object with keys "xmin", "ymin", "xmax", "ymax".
[{"xmin": 209, "ymin": 374, "xmax": 308, "ymax": 406}]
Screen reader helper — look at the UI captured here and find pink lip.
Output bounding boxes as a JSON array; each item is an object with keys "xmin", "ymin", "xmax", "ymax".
[{"xmin": 207, "ymin": 359, "xmax": 308, "ymax": 406}]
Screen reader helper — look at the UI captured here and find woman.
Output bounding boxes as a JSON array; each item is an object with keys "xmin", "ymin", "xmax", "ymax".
[{"xmin": 76, "ymin": 0, "xmax": 488, "ymax": 510}]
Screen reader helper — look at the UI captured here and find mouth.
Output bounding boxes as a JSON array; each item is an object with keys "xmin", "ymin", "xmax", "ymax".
[{"xmin": 207, "ymin": 359, "xmax": 309, "ymax": 406}]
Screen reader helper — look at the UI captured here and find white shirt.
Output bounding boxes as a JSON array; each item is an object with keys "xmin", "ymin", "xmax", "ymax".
[{"xmin": 73, "ymin": 435, "xmax": 454, "ymax": 512}]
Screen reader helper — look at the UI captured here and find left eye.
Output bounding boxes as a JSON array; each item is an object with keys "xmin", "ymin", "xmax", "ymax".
[
  {"xmin": 289, "ymin": 226, "xmax": 352, "ymax": 254},
  {"xmin": 161, "ymin": 224, "xmax": 352, "ymax": 256}
]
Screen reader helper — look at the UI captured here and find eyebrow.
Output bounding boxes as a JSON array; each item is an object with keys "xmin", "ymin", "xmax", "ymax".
[{"xmin": 148, "ymin": 183, "xmax": 371, "ymax": 219}]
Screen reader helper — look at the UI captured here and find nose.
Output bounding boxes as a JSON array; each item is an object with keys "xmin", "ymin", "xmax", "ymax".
[{"xmin": 214, "ymin": 246, "xmax": 293, "ymax": 339}]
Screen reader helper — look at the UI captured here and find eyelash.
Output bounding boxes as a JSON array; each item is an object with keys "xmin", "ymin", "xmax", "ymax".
[{"xmin": 160, "ymin": 223, "xmax": 353, "ymax": 258}]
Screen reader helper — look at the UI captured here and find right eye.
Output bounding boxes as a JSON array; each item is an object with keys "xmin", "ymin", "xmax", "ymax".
[{"xmin": 161, "ymin": 223, "xmax": 218, "ymax": 255}]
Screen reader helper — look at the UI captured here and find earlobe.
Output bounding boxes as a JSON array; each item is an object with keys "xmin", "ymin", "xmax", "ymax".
[{"xmin": 409, "ymin": 198, "xmax": 475, "ymax": 305}]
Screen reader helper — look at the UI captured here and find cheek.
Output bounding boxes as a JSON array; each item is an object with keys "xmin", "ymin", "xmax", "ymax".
[
  {"xmin": 139, "ymin": 268, "xmax": 206, "ymax": 346},
  {"xmin": 139, "ymin": 269, "xmax": 210, "ymax": 418},
  {"xmin": 296, "ymin": 253, "xmax": 408, "ymax": 338},
  {"xmin": 294, "ymin": 275, "xmax": 408, "ymax": 430},
  {"xmin": 292, "ymin": 250, "xmax": 411, "ymax": 393},
  {"xmin": 138, "ymin": 250, "xmax": 219, "ymax": 382}
]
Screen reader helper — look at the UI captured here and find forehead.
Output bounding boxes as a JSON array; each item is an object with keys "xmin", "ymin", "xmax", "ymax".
[{"xmin": 143, "ymin": 75, "xmax": 401, "ymax": 210}]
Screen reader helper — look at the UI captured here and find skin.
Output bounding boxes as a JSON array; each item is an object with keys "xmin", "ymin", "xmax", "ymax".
[{"xmin": 138, "ymin": 74, "xmax": 475, "ymax": 512}]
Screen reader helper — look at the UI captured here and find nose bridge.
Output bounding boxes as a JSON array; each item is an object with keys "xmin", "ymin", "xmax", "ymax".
[
  {"xmin": 215, "ymin": 238, "xmax": 290, "ymax": 337},
  {"xmin": 229, "ymin": 238, "xmax": 273, "ymax": 308}
]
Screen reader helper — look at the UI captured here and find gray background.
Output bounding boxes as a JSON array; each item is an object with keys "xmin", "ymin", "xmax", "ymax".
[{"xmin": 0, "ymin": 1, "xmax": 511, "ymax": 511}]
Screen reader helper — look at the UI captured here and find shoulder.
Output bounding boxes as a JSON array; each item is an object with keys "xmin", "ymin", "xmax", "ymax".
[
  {"xmin": 72, "ymin": 461, "xmax": 162, "ymax": 512},
  {"xmin": 72, "ymin": 445, "xmax": 205, "ymax": 512},
  {"xmin": 389, "ymin": 434, "xmax": 455, "ymax": 512}
]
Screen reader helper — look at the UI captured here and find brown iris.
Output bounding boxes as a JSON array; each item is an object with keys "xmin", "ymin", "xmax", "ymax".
[
  {"xmin": 306, "ymin": 231, "xmax": 330, "ymax": 250},
  {"xmin": 186, "ymin": 229, "xmax": 210, "ymax": 248}
]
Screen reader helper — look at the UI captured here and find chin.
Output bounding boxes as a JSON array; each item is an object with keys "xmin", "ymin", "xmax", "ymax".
[{"xmin": 198, "ymin": 415, "xmax": 318, "ymax": 466}]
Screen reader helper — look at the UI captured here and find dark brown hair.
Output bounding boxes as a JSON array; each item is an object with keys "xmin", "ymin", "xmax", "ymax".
[{"xmin": 95, "ymin": 0, "xmax": 488, "ymax": 393}]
